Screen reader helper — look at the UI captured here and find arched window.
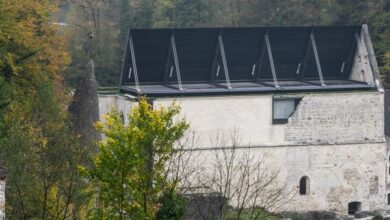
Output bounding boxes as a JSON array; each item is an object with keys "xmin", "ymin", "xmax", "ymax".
[{"xmin": 299, "ymin": 176, "xmax": 309, "ymax": 195}]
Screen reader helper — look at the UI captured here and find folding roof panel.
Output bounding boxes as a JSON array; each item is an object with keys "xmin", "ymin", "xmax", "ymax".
[
  {"xmin": 119, "ymin": 25, "xmax": 377, "ymax": 97},
  {"xmin": 174, "ymin": 29, "xmax": 218, "ymax": 82}
]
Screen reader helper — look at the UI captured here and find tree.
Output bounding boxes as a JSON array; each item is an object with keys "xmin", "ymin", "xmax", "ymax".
[
  {"xmin": 66, "ymin": 0, "xmax": 121, "ymax": 86},
  {"xmin": 80, "ymin": 97, "xmax": 189, "ymax": 219},
  {"xmin": 155, "ymin": 188, "xmax": 186, "ymax": 220},
  {"xmin": 153, "ymin": 0, "xmax": 210, "ymax": 28},
  {"xmin": 0, "ymin": 0, "xmax": 87, "ymax": 219}
]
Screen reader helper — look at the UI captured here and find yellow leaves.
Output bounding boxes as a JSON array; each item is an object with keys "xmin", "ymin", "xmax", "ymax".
[
  {"xmin": 5, "ymin": 53, "xmax": 18, "ymax": 75},
  {"xmin": 84, "ymin": 97, "xmax": 189, "ymax": 217},
  {"xmin": 47, "ymin": 185, "xmax": 66, "ymax": 218},
  {"xmin": 40, "ymin": 137, "xmax": 48, "ymax": 148},
  {"xmin": 385, "ymin": 51, "xmax": 390, "ymax": 61},
  {"xmin": 0, "ymin": 0, "xmax": 69, "ymax": 90},
  {"xmin": 132, "ymin": 202, "xmax": 142, "ymax": 209},
  {"xmin": 94, "ymin": 120, "xmax": 105, "ymax": 131}
]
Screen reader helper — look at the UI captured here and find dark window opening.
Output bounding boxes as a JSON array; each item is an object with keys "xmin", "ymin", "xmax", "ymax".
[
  {"xmin": 299, "ymin": 176, "xmax": 309, "ymax": 195},
  {"xmin": 348, "ymin": 202, "xmax": 361, "ymax": 215},
  {"xmin": 273, "ymin": 97, "xmax": 301, "ymax": 124},
  {"xmin": 388, "ymin": 194, "xmax": 390, "ymax": 205}
]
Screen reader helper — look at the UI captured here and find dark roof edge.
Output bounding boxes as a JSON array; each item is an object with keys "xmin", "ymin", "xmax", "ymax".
[
  {"xmin": 128, "ymin": 25, "xmax": 362, "ymax": 32},
  {"xmin": 120, "ymin": 85, "xmax": 376, "ymax": 98}
]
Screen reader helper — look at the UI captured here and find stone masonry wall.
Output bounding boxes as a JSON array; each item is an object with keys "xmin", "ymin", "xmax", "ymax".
[
  {"xmin": 98, "ymin": 90, "xmax": 387, "ymax": 214},
  {"xmin": 286, "ymin": 92, "xmax": 384, "ymax": 145},
  {"xmin": 0, "ymin": 180, "xmax": 5, "ymax": 219},
  {"xmin": 184, "ymin": 143, "xmax": 387, "ymax": 214}
]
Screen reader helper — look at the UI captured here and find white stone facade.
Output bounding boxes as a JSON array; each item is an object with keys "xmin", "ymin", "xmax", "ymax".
[
  {"xmin": 0, "ymin": 180, "xmax": 5, "ymax": 220},
  {"xmin": 98, "ymin": 90, "xmax": 387, "ymax": 215}
]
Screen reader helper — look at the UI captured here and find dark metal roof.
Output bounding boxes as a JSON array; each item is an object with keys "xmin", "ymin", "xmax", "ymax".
[{"xmin": 119, "ymin": 26, "xmax": 376, "ymax": 97}]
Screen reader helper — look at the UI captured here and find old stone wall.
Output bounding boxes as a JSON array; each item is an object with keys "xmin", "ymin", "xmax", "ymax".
[
  {"xmin": 0, "ymin": 180, "xmax": 5, "ymax": 220},
  {"xmin": 153, "ymin": 91, "xmax": 384, "ymax": 148},
  {"xmin": 98, "ymin": 90, "xmax": 387, "ymax": 214},
  {"xmin": 183, "ymin": 143, "xmax": 387, "ymax": 214},
  {"xmin": 286, "ymin": 92, "xmax": 384, "ymax": 145},
  {"xmin": 98, "ymin": 94, "xmax": 134, "ymax": 124}
]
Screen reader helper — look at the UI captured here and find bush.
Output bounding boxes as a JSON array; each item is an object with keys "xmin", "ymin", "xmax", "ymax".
[
  {"xmin": 372, "ymin": 215, "xmax": 384, "ymax": 220},
  {"xmin": 155, "ymin": 189, "xmax": 186, "ymax": 220}
]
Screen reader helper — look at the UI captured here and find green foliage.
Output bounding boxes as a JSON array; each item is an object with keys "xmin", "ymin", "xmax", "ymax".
[
  {"xmin": 153, "ymin": 0, "xmax": 209, "ymax": 28},
  {"xmin": 66, "ymin": 0, "xmax": 121, "ymax": 87},
  {"xmin": 2, "ymin": 75, "xmax": 85, "ymax": 219},
  {"xmin": 80, "ymin": 97, "xmax": 189, "ymax": 219},
  {"xmin": 372, "ymin": 215, "xmax": 384, "ymax": 220},
  {"xmin": 0, "ymin": 0, "xmax": 86, "ymax": 219},
  {"xmin": 155, "ymin": 189, "xmax": 186, "ymax": 220},
  {"xmin": 224, "ymin": 207, "xmax": 280, "ymax": 220}
]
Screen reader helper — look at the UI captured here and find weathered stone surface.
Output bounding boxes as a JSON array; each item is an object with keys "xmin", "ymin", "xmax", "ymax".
[
  {"xmin": 182, "ymin": 193, "xmax": 227, "ymax": 220},
  {"xmin": 98, "ymin": 90, "xmax": 387, "ymax": 215},
  {"xmin": 286, "ymin": 92, "xmax": 384, "ymax": 145},
  {"xmin": 279, "ymin": 211, "xmax": 349, "ymax": 220},
  {"xmin": 68, "ymin": 60, "xmax": 101, "ymax": 148}
]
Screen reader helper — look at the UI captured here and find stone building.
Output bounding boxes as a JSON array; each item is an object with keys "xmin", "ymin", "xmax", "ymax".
[
  {"xmin": 98, "ymin": 25, "xmax": 387, "ymax": 216},
  {"xmin": 0, "ymin": 163, "xmax": 6, "ymax": 219}
]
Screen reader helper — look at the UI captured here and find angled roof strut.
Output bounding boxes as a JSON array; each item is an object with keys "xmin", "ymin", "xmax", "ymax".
[
  {"xmin": 218, "ymin": 31, "xmax": 232, "ymax": 89},
  {"xmin": 170, "ymin": 31, "xmax": 184, "ymax": 91},
  {"xmin": 310, "ymin": 31, "xmax": 326, "ymax": 87},
  {"xmin": 129, "ymin": 35, "xmax": 141, "ymax": 92},
  {"xmin": 265, "ymin": 30, "xmax": 279, "ymax": 88}
]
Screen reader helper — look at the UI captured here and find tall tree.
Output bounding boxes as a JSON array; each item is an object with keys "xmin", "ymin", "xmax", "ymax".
[
  {"xmin": 0, "ymin": 0, "xmax": 85, "ymax": 219},
  {"xmin": 66, "ymin": 0, "xmax": 121, "ymax": 86},
  {"xmin": 80, "ymin": 98, "xmax": 189, "ymax": 219}
]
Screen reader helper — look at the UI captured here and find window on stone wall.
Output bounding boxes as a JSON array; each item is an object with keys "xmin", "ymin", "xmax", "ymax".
[
  {"xmin": 388, "ymin": 193, "xmax": 390, "ymax": 205},
  {"xmin": 299, "ymin": 176, "xmax": 309, "ymax": 195},
  {"xmin": 273, "ymin": 97, "xmax": 301, "ymax": 124},
  {"xmin": 348, "ymin": 201, "xmax": 361, "ymax": 215}
]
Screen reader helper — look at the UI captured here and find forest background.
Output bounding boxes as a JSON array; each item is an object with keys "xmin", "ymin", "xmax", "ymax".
[{"xmin": 62, "ymin": 0, "xmax": 390, "ymax": 87}]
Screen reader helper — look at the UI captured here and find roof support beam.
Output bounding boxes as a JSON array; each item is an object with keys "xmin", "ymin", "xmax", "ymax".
[
  {"xmin": 129, "ymin": 35, "xmax": 141, "ymax": 91},
  {"xmin": 118, "ymin": 31, "xmax": 130, "ymax": 89},
  {"xmin": 210, "ymin": 34, "xmax": 220, "ymax": 83},
  {"xmin": 298, "ymin": 32, "xmax": 313, "ymax": 81},
  {"xmin": 254, "ymin": 37, "xmax": 267, "ymax": 81},
  {"xmin": 218, "ymin": 31, "xmax": 232, "ymax": 89},
  {"xmin": 170, "ymin": 31, "xmax": 184, "ymax": 91},
  {"xmin": 265, "ymin": 31, "xmax": 279, "ymax": 88},
  {"xmin": 163, "ymin": 40, "xmax": 173, "ymax": 83},
  {"xmin": 310, "ymin": 32, "xmax": 326, "ymax": 87}
]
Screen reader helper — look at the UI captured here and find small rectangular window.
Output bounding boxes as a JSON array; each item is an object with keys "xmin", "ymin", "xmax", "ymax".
[
  {"xmin": 388, "ymin": 193, "xmax": 390, "ymax": 205},
  {"xmin": 273, "ymin": 97, "xmax": 301, "ymax": 124}
]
